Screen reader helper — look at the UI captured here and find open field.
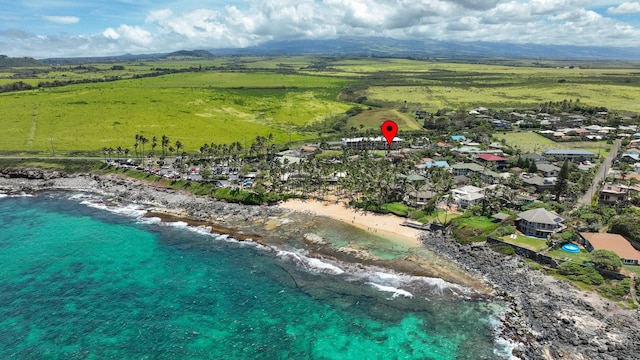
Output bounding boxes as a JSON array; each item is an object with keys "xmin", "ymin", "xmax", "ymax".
[
  {"xmin": 2, "ymin": 56, "xmax": 640, "ymax": 153},
  {"xmin": 492, "ymin": 132, "xmax": 612, "ymax": 158},
  {"xmin": 0, "ymin": 71, "xmax": 351, "ymax": 153},
  {"xmin": 347, "ymin": 109, "xmax": 422, "ymax": 131}
]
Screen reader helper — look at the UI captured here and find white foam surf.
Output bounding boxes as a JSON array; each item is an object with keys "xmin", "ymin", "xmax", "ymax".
[
  {"xmin": 276, "ymin": 250, "xmax": 345, "ymax": 275},
  {"xmin": 367, "ymin": 282, "xmax": 414, "ymax": 298}
]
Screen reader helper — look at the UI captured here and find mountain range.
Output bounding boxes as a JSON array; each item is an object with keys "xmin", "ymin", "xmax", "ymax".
[{"xmin": 10, "ymin": 37, "xmax": 640, "ymax": 64}]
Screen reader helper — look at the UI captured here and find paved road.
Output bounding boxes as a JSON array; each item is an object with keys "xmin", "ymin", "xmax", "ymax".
[{"xmin": 577, "ymin": 139, "xmax": 622, "ymax": 207}]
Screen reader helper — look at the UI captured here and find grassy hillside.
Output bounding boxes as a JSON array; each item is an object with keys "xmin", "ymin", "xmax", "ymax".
[
  {"xmin": 0, "ymin": 71, "xmax": 351, "ymax": 153},
  {"xmin": 1, "ymin": 56, "xmax": 640, "ymax": 154}
]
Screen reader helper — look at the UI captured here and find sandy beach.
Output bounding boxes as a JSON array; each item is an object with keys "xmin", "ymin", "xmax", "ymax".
[{"xmin": 278, "ymin": 198, "xmax": 422, "ymax": 247}]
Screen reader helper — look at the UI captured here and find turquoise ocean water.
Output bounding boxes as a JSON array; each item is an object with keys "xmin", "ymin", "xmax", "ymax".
[{"xmin": 0, "ymin": 193, "xmax": 512, "ymax": 359}]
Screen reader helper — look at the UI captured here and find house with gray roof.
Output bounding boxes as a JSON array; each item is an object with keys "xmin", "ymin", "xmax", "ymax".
[
  {"xmin": 516, "ymin": 208, "xmax": 565, "ymax": 238},
  {"xmin": 536, "ymin": 163, "xmax": 561, "ymax": 177},
  {"xmin": 451, "ymin": 163, "xmax": 501, "ymax": 183},
  {"xmin": 542, "ymin": 149, "xmax": 595, "ymax": 163}
]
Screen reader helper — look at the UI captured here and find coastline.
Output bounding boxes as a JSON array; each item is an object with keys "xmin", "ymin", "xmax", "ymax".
[
  {"xmin": 278, "ymin": 198, "xmax": 422, "ymax": 246},
  {"xmin": 2, "ymin": 169, "xmax": 640, "ymax": 359}
]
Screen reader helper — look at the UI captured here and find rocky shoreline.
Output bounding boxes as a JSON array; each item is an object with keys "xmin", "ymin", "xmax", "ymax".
[
  {"xmin": 419, "ymin": 230, "xmax": 640, "ymax": 360},
  {"xmin": 2, "ymin": 169, "xmax": 640, "ymax": 359}
]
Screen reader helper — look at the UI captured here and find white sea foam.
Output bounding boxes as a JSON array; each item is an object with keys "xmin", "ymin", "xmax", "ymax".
[
  {"xmin": 0, "ymin": 193, "xmax": 7, "ymax": 199},
  {"xmin": 276, "ymin": 250, "xmax": 345, "ymax": 275},
  {"xmin": 489, "ymin": 311, "xmax": 524, "ymax": 360},
  {"xmin": 348, "ymin": 268, "xmax": 475, "ymax": 299},
  {"xmin": 137, "ymin": 217, "xmax": 162, "ymax": 225},
  {"xmin": 367, "ymin": 282, "xmax": 414, "ymax": 298},
  {"xmin": 493, "ymin": 337, "xmax": 521, "ymax": 360}
]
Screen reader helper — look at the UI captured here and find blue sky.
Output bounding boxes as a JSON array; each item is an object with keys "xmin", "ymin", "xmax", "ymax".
[{"xmin": 2, "ymin": 0, "xmax": 640, "ymax": 58}]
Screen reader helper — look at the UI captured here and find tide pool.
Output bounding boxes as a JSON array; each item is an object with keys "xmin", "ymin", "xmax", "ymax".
[{"xmin": 0, "ymin": 194, "xmax": 511, "ymax": 359}]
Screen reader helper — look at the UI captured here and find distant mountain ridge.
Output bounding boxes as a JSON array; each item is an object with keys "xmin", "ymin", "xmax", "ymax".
[
  {"xmin": 36, "ymin": 37, "xmax": 640, "ymax": 63},
  {"xmin": 163, "ymin": 50, "xmax": 214, "ymax": 58},
  {"xmin": 0, "ymin": 55, "xmax": 44, "ymax": 68},
  {"xmin": 206, "ymin": 37, "xmax": 640, "ymax": 61}
]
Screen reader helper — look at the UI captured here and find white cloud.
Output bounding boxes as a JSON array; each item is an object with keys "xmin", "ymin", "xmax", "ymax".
[
  {"xmin": 4, "ymin": 0, "xmax": 640, "ymax": 57},
  {"xmin": 43, "ymin": 15, "xmax": 80, "ymax": 24},
  {"xmin": 103, "ymin": 28, "xmax": 120, "ymax": 39},
  {"xmin": 607, "ymin": 2, "xmax": 640, "ymax": 14},
  {"xmin": 114, "ymin": 25, "xmax": 153, "ymax": 46}
]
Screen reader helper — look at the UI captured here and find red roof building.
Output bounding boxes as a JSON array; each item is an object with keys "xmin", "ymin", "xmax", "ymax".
[
  {"xmin": 476, "ymin": 153, "xmax": 508, "ymax": 162},
  {"xmin": 476, "ymin": 153, "xmax": 508, "ymax": 169}
]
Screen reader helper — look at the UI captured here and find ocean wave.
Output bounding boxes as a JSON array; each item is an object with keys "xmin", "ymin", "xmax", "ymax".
[
  {"xmin": 343, "ymin": 267, "xmax": 476, "ymax": 299},
  {"xmin": 276, "ymin": 250, "xmax": 345, "ymax": 275},
  {"xmin": 367, "ymin": 282, "xmax": 414, "ymax": 298},
  {"xmin": 493, "ymin": 336, "xmax": 521, "ymax": 360},
  {"xmin": 1, "ymin": 192, "xmax": 34, "ymax": 198},
  {"xmin": 137, "ymin": 217, "xmax": 162, "ymax": 225}
]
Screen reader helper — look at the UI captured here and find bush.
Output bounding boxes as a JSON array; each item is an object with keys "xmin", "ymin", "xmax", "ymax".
[
  {"xmin": 616, "ymin": 278, "xmax": 631, "ymax": 296},
  {"xmin": 590, "ymin": 249, "xmax": 622, "ymax": 272},
  {"xmin": 489, "ymin": 242, "xmax": 516, "ymax": 255},
  {"xmin": 557, "ymin": 262, "xmax": 604, "ymax": 285},
  {"xmin": 599, "ymin": 279, "xmax": 630, "ymax": 300},
  {"xmin": 491, "ymin": 225, "xmax": 516, "ymax": 237}
]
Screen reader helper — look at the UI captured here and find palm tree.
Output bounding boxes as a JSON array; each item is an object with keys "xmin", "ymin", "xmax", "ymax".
[
  {"xmin": 151, "ymin": 136, "xmax": 158, "ymax": 157},
  {"xmin": 175, "ymin": 140, "xmax": 183, "ymax": 159},
  {"xmin": 140, "ymin": 136, "xmax": 149, "ymax": 167},
  {"xmin": 134, "ymin": 134, "xmax": 140, "ymax": 159},
  {"xmin": 161, "ymin": 135, "xmax": 170, "ymax": 158}
]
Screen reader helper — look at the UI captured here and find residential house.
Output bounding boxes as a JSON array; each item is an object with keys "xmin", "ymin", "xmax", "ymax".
[
  {"xmin": 620, "ymin": 149, "xmax": 640, "ymax": 163},
  {"xmin": 299, "ymin": 145, "xmax": 319, "ymax": 158},
  {"xmin": 521, "ymin": 174, "xmax": 555, "ymax": 193},
  {"xmin": 451, "ymin": 163, "xmax": 501, "ymax": 183},
  {"xmin": 523, "ymin": 153, "xmax": 548, "ymax": 163},
  {"xmin": 417, "ymin": 159, "xmax": 450, "ymax": 170},
  {"xmin": 451, "ymin": 185, "xmax": 485, "ymax": 209},
  {"xmin": 536, "ymin": 163, "xmax": 561, "ymax": 177},
  {"xmin": 516, "ymin": 208, "xmax": 566, "ymax": 238},
  {"xmin": 408, "ymin": 188, "xmax": 436, "ymax": 206},
  {"xmin": 450, "ymin": 135, "xmax": 466, "ymax": 142},
  {"xmin": 542, "ymin": 149, "xmax": 595, "ymax": 163},
  {"xmin": 476, "ymin": 153, "xmax": 508, "ymax": 169},
  {"xmin": 578, "ymin": 232, "xmax": 640, "ymax": 266},
  {"xmin": 453, "ymin": 175, "xmax": 471, "ymax": 186},
  {"xmin": 598, "ymin": 184, "xmax": 629, "ymax": 205}
]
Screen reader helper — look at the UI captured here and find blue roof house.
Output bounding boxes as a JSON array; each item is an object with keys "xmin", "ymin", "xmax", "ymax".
[
  {"xmin": 418, "ymin": 160, "xmax": 450, "ymax": 169},
  {"xmin": 450, "ymin": 135, "xmax": 466, "ymax": 142}
]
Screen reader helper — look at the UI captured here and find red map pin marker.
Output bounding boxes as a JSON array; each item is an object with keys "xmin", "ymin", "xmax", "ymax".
[{"xmin": 381, "ymin": 120, "xmax": 398, "ymax": 147}]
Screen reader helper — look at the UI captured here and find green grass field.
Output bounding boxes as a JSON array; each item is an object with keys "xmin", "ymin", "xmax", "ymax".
[
  {"xmin": 2, "ymin": 56, "xmax": 640, "ymax": 154},
  {"xmin": 492, "ymin": 131, "xmax": 612, "ymax": 158},
  {"xmin": 347, "ymin": 109, "xmax": 423, "ymax": 131},
  {"xmin": 0, "ymin": 71, "xmax": 351, "ymax": 153},
  {"xmin": 547, "ymin": 247, "xmax": 593, "ymax": 263},
  {"xmin": 501, "ymin": 234, "xmax": 549, "ymax": 252}
]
